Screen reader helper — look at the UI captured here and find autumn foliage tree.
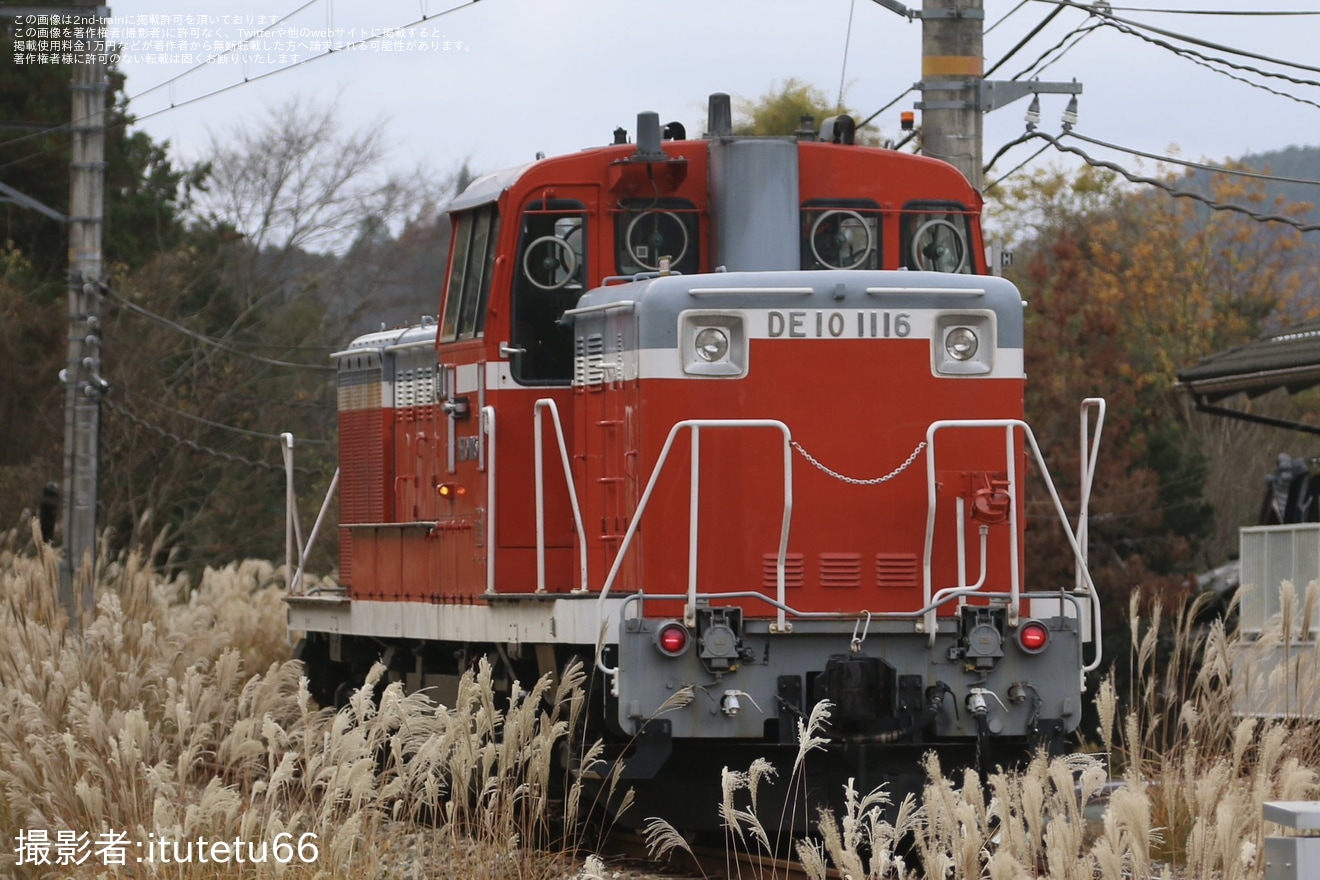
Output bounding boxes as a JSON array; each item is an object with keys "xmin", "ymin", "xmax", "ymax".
[{"xmin": 989, "ymin": 161, "xmax": 1314, "ymax": 657}]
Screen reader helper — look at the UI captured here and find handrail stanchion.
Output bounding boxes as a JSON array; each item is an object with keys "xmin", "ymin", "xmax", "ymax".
[
  {"xmin": 282, "ymin": 432, "xmax": 294, "ymax": 587},
  {"xmin": 484, "ymin": 405, "xmax": 497, "ymax": 594},
  {"xmin": 1006, "ymin": 423, "xmax": 1021, "ymax": 626},
  {"xmin": 687, "ymin": 426, "xmax": 700, "ymax": 622},
  {"xmin": 1079, "ymin": 398, "xmax": 1107, "ymax": 677},
  {"xmin": 924, "ymin": 417, "xmax": 1102, "ymax": 657},
  {"xmin": 293, "ymin": 468, "xmax": 339, "ymax": 594},
  {"xmin": 533, "ymin": 399, "xmax": 589, "ymax": 593},
  {"xmin": 595, "ymin": 419, "xmax": 793, "ymax": 677}
]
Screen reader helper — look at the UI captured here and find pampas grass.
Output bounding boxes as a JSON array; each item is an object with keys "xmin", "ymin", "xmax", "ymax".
[
  {"xmin": 6, "ymin": 516, "xmax": 1320, "ymax": 880},
  {"xmin": 0, "ymin": 526, "xmax": 611, "ymax": 879}
]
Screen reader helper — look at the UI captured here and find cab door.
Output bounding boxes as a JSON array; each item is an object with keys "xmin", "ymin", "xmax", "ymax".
[{"xmin": 492, "ymin": 189, "xmax": 598, "ymax": 592}]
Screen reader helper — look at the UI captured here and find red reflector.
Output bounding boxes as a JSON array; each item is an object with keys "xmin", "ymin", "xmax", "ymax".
[
  {"xmin": 657, "ymin": 624, "xmax": 688, "ymax": 656},
  {"xmin": 1019, "ymin": 622, "xmax": 1049, "ymax": 653}
]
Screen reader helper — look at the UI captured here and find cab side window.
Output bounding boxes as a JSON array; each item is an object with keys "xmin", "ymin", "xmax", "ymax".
[
  {"xmin": 615, "ymin": 198, "xmax": 700, "ymax": 276},
  {"xmin": 441, "ymin": 204, "xmax": 500, "ymax": 342},
  {"xmin": 800, "ymin": 199, "xmax": 881, "ymax": 270},
  {"xmin": 511, "ymin": 200, "xmax": 586, "ymax": 385},
  {"xmin": 900, "ymin": 201, "xmax": 974, "ymax": 274}
]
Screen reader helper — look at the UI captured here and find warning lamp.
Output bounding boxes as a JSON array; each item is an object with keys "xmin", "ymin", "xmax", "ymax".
[
  {"xmin": 900, "ymin": 111, "xmax": 914, "ymax": 132},
  {"xmin": 654, "ymin": 621, "xmax": 690, "ymax": 657},
  {"xmin": 1017, "ymin": 620, "xmax": 1050, "ymax": 654},
  {"xmin": 437, "ymin": 483, "xmax": 466, "ymax": 498}
]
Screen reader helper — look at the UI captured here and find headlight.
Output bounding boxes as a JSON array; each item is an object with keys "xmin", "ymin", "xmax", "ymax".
[
  {"xmin": 681, "ymin": 312, "xmax": 747, "ymax": 377},
  {"xmin": 694, "ymin": 327, "xmax": 730, "ymax": 362},
  {"xmin": 945, "ymin": 327, "xmax": 978, "ymax": 361},
  {"xmin": 932, "ymin": 311, "xmax": 995, "ymax": 376}
]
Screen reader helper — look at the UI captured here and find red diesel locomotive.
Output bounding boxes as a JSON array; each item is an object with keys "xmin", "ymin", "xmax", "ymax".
[{"xmin": 287, "ymin": 94, "xmax": 1105, "ymax": 828}]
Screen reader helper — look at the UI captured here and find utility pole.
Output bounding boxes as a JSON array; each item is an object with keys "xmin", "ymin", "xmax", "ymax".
[
  {"xmin": 59, "ymin": 1, "xmax": 110, "ymax": 620},
  {"xmin": 917, "ymin": 0, "xmax": 984, "ymax": 189},
  {"xmin": 871, "ymin": 0, "xmax": 1081, "ymax": 192}
]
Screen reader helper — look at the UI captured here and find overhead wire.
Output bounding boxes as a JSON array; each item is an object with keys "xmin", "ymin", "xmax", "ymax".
[
  {"xmin": 102, "ymin": 397, "xmax": 321, "ymax": 473},
  {"xmin": 1009, "ymin": 23, "xmax": 1100, "ymax": 81},
  {"xmin": 1064, "ymin": 131, "xmax": 1320, "ymax": 186},
  {"xmin": 103, "ymin": 285, "xmax": 337, "ymax": 372},
  {"xmin": 1079, "ymin": 5, "xmax": 1320, "ymax": 15},
  {"xmin": 117, "ymin": 388, "xmax": 333, "ymax": 444},
  {"xmin": 985, "ymin": 3, "xmax": 1067, "ymax": 77},
  {"xmin": 0, "ymin": 0, "xmax": 479, "ymax": 172},
  {"xmin": 1024, "ymin": 129, "xmax": 1320, "ymax": 233},
  {"xmin": 986, "ymin": 0, "xmax": 1032, "ymax": 34},
  {"xmin": 838, "ymin": 0, "xmax": 858, "ymax": 113},
  {"xmin": 1046, "ymin": 0, "xmax": 1320, "ymax": 77}
]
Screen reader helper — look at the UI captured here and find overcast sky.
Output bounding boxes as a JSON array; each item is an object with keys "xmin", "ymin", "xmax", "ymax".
[{"xmin": 95, "ymin": 0, "xmax": 1320, "ymax": 195}]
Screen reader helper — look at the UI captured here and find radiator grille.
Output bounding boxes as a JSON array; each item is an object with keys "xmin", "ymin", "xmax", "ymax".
[
  {"xmin": 762, "ymin": 553, "xmax": 805, "ymax": 589},
  {"xmin": 819, "ymin": 552, "xmax": 862, "ymax": 588},
  {"xmin": 876, "ymin": 553, "xmax": 919, "ymax": 589}
]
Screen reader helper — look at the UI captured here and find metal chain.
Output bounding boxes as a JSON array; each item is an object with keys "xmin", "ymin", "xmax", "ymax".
[{"xmin": 791, "ymin": 439, "xmax": 927, "ymax": 486}]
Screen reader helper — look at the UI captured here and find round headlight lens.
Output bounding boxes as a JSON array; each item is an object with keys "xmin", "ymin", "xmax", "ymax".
[
  {"xmin": 945, "ymin": 327, "xmax": 979, "ymax": 361},
  {"xmin": 695, "ymin": 327, "xmax": 730, "ymax": 362}
]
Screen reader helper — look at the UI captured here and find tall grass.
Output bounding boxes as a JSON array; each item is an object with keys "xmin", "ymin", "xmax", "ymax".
[
  {"xmin": 0, "ymin": 524, "xmax": 607, "ymax": 879},
  {"xmin": 5, "ymin": 516, "xmax": 1320, "ymax": 879}
]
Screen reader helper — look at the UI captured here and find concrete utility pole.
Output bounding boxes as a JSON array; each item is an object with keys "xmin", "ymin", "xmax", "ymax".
[
  {"xmin": 917, "ymin": 0, "xmax": 984, "ymax": 189},
  {"xmin": 871, "ymin": 0, "xmax": 1081, "ymax": 192},
  {"xmin": 59, "ymin": 2, "xmax": 110, "ymax": 619}
]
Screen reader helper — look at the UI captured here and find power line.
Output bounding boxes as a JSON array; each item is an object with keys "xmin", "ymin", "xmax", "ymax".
[
  {"xmin": 987, "ymin": 0, "xmax": 1032, "ymax": 34},
  {"xmin": 984, "ymin": 142, "xmax": 1050, "ymax": 191},
  {"xmin": 985, "ymin": 3, "xmax": 1067, "ymax": 77},
  {"xmin": 124, "ymin": 0, "xmax": 321, "ymax": 104},
  {"xmin": 0, "ymin": 0, "xmax": 479, "ymax": 172},
  {"xmin": 858, "ymin": 88, "xmax": 913, "ymax": 131},
  {"xmin": 1055, "ymin": 0, "xmax": 1320, "ymax": 77},
  {"xmin": 121, "ymin": 388, "xmax": 333, "ymax": 444},
  {"xmin": 1064, "ymin": 131, "xmax": 1320, "ymax": 187},
  {"xmin": 1027, "ymin": 129, "xmax": 1320, "ymax": 233},
  {"xmin": 837, "ymin": 0, "xmax": 858, "ymax": 113},
  {"xmin": 103, "ymin": 397, "xmax": 320, "ymax": 474},
  {"xmin": 1010, "ymin": 23, "xmax": 1100, "ymax": 81},
  {"xmin": 1164, "ymin": 44, "xmax": 1320, "ymax": 112},
  {"xmin": 1085, "ymin": 5, "xmax": 1320, "ymax": 14},
  {"xmin": 103, "ymin": 285, "xmax": 336, "ymax": 372},
  {"xmin": 1094, "ymin": 17, "xmax": 1320, "ymax": 90}
]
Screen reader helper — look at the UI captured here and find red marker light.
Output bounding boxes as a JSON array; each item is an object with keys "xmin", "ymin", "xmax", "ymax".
[
  {"xmin": 438, "ymin": 483, "xmax": 465, "ymax": 498},
  {"xmin": 1018, "ymin": 621, "xmax": 1049, "ymax": 654},
  {"xmin": 656, "ymin": 622, "xmax": 689, "ymax": 656}
]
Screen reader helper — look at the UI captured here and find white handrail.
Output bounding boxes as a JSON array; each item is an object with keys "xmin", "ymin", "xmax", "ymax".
[
  {"xmin": 1079, "ymin": 398, "xmax": 1107, "ymax": 676},
  {"xmin": 595, "ymin": 419, "xmax": 794, "ymax": 678},
  {"xmin": 533, "ymin": 399, "xmax": 588, "ymax": 593},
  {"xmin": 483, "ymin": 405, "xmax": 497, "ymax": 594},
  {"xmin": 280, "ymin": 432, "xmax": 306, "ymax": 589},
  {"xmin": 293, "ymin": 468, "xmax": 339, "ymax": 594},
  {"xmin": 922, "ymin": 417, "xmax": 1101, "ymax": 641}
]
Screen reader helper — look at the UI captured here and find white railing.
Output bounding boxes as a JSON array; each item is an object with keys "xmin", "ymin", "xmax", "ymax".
[
  {"xmin": 281, "ymin": 432, "xmax": 338, "ymax": 595},
  {"xmin": 920, "ymin": 406, "xmax": 1104, "ymax": 683},
  {"xmin": 533, "ymin": 399, "xmax": 589, "ymax": 593}
]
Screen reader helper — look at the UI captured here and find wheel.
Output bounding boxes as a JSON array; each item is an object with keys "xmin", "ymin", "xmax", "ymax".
[
  {"xmin": 625, "ymin": 210, "xmax": 689, "ymax": 270},
  {"xmin": 810, "ymin": 209, "xmax": 874, "ymax": 270},
  {"xmin": 523, "ymin": 234, "xmax": 579, "ymax": 290},
  {"xmin": 911, "ymin": 218, "xmax": 968, "ymax": 273}
]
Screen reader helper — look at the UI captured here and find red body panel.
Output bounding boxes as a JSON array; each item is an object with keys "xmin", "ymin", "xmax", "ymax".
[{"xmin": 338, "ymin": 135, "xmax": 998, "ymax": 614}]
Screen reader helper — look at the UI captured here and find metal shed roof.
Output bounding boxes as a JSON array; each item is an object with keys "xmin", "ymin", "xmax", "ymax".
[
  {"xmin": 1177, "ymin": 318, "xmax": 1320, "ymax": 403},
  {"xmin": 1177, "ymin": 317, "xmax": 1320, "ymax": 436}
]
